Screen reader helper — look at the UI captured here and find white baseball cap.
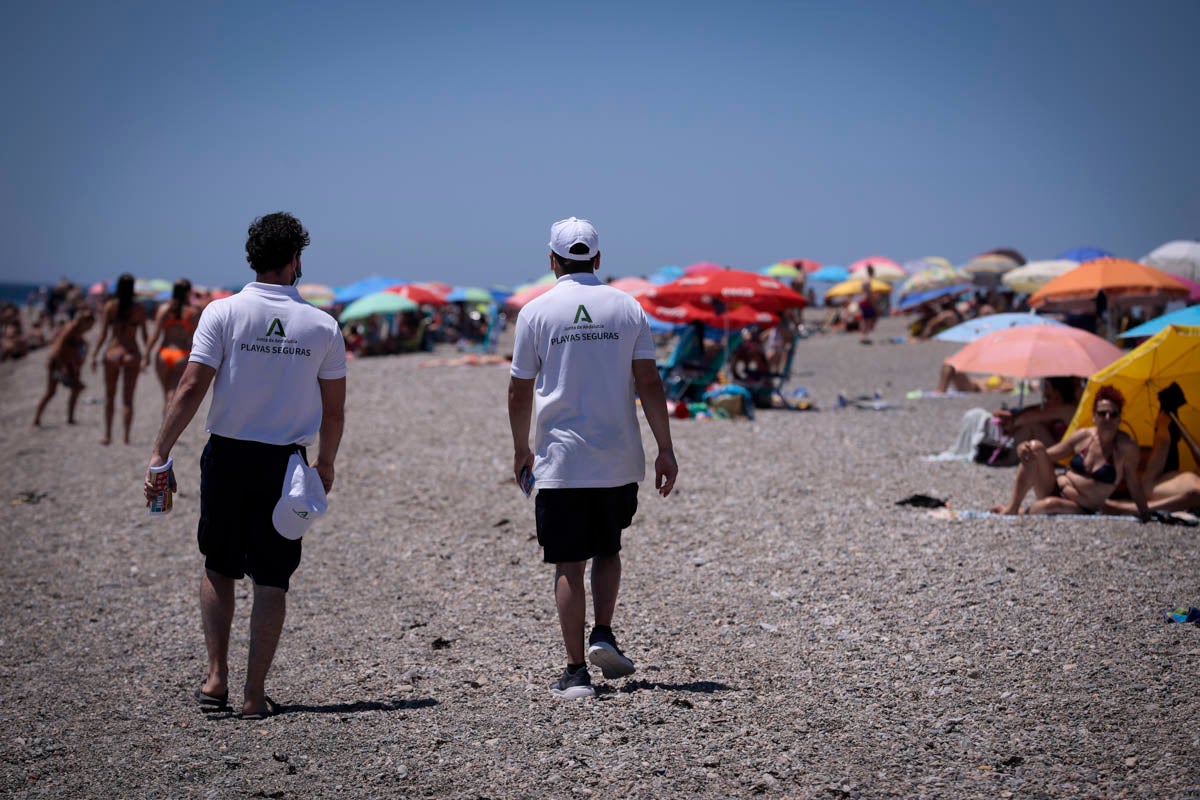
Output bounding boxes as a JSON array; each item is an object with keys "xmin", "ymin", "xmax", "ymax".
[
  {"xmin": 272, "ymin": 452, "xmax": 328, "ymax": 540},
  {"xmin": 548, "ymin": 217, "xmax": 599, "ymax": 261}
]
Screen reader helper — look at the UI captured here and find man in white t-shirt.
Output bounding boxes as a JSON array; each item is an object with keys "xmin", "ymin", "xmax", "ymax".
[
  {"xmin": 142, "ymin": 212, "xmax": 346, "ymax": 719},
  {"xmin": 508, "ymin": 217, "xmax": 678, "ymax": 699}
]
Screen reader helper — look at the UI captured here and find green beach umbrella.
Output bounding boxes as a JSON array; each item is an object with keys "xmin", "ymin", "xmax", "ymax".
[
  {"xmin": 338, "ymin": 291, "xmax": 418, "ymax": 323},
  {"xmin": 763, "ymin": 263, "xmax": 801, "ymax": 279},
  {"xmin": 445, "ymin": 286, "xmax": 493, "ymax": 303}
]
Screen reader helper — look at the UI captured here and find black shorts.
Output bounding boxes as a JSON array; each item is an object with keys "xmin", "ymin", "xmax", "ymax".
[
  {"xmin": 198, "ymin": 435, "xmax": 305, "ymax": 591},
  {"xmin": 535, "ymin": 483, "xmax": 638, "ymax": 564}
]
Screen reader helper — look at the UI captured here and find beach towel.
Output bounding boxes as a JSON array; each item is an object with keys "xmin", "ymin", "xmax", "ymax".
[{"xmin": 924, "ymin": 408, "xmax": 1001, "ymax": 462}]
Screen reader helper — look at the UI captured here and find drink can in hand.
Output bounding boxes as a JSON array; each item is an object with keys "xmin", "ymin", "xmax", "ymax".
[{"xmin": 148, "ymin": 458, "xmax": 175, "ymax": 516}]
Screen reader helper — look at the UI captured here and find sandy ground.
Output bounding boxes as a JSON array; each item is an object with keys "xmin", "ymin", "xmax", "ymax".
[{"xmin": 1, "ymin": 316, "xmax": 1198, "ymax": 799}]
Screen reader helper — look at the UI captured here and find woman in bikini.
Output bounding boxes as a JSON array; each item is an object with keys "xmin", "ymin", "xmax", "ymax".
[
  {"xmin": 143, "ymin": 279, "xmax": 200, "ymax": 415},
  {"xmin": 91, "ymin": 273, "xmax": 149, "ymax": 445},
  {"xmin": 991, "ymin": 385, "xmax": 1149, "ymax": 518},
  {"xmin": 32, "ymin": 310, "xmax": 95, "ymax": 427}
]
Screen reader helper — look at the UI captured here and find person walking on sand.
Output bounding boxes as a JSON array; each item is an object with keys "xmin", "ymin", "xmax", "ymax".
[
  {"xmin": 858, "ymin": 264, "xmax": 880, "ymax": 344},
  {"xmin": 143, "ymin": 279, "xmax": 202, "ymax": 416},
  {"xmin": 142, "ymin": 212, "xmax": 346, "ymax": 719},
  {"xmin": 32, "ymin": 309, "xmax": 95, "ymax": 427},
  {"xmin": 92, "ymin": 273, "xmax": 149, "ymax": 444},
  {"xmin": 508, "ymin": 217, "xmax": 678, "ymax": 700}
]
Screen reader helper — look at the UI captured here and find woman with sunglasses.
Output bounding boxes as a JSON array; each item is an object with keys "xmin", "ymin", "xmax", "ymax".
[{"xmin": 991, "ymin": 385, "xmax": 1149, "ymax": 518}]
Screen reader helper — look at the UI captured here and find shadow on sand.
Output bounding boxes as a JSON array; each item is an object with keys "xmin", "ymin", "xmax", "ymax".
[
  {"xmin": 600, "ymin": 679, "xmax": 734, "ymax": 696},
  {"xmin": 205, "ymin": 696, "xmax": 437, "ymax": 721}
]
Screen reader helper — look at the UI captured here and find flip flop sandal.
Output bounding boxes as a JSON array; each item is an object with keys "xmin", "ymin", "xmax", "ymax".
[
  {"xmin": 239, "ymin": 696, "xmax": 283, "ymax": 721},
  {"xmin": 194, "ymin": 688, "xmax": 231, "ymax": 712}
]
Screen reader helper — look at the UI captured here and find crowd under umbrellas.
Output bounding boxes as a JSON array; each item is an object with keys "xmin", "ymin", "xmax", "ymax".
[{"xmin": 14, "ymin": 237, "xmax": 1200, "ymax": 459}]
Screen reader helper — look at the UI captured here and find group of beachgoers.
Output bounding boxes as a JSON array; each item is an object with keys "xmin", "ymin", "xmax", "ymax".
[
  {"xmin": 977, "ymin": 381, "xmax": 1200, "ymax": 520},
  {"xmin": 31, "ymin": 274, "xmax": 203, "ymax": 444}
]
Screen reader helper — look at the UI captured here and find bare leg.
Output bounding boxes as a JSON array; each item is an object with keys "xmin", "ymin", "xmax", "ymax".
[
  {"xmin": 590, "ymin": 554, "xmax": 621, "ymax": 628},
  {"xmin": 991, "ymin": 441, "xmax": 1058, "ymax": 514},
  {"xmin": 121, "ymin": 361, "xmax": 138, "ymax": 444},
  {"xmin": 243, "ymin": 583, "xmax": 287, "ymax": 715},
  {"xmin": 554, "ymin": 562, "xmax": 587, "ymax": 665},
  {"xmin": 67, "ymin": 383, "xmax": 83, "ymax": 424},
  {"xmin": 101, "ymin": 360, "xmax": 119, "ymax": 444},
  {"xmin": 1109, "ymin": 473, "xmax": 1200, "ymax": 515},
  {"xmin": 32, "ymin": 370, "xmax": 57, "ymax": 426},
  {"xmin": 200, "ymin": 570, "xmax": 235, "ymax": 698}
]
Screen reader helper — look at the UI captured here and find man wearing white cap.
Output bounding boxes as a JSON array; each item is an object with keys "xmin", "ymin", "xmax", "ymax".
[
  {"xmin": 508, "ymin": 217, "xmax": 678, "ymax": 699},
  {"xmin": 143, "ymin": 212, "xmax": 346, "ymax": 719}
]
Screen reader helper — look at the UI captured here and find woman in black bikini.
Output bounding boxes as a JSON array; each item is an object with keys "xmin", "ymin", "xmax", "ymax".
[
  {"xmin": 91, "ymin": 273, "xmax": 149, "ymax": 445},
  {"xmin": 991, "ymin": 385, "xmax": 1149, "ymax": 518}
]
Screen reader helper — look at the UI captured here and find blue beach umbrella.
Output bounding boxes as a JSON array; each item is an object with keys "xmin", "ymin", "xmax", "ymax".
[
  {"xmin": 445, "ymin": 286, "xmax": 493, "ymax": 304},
  {"xmin": 648, "ymin": 265, "xmax": 684, "ymax": 285},
  {"xmin": 1118, "ymin": 305, "xmax": 1200, "ymax": 339},
  {"xmin": 808, "ymin": 265, "xmax": 849, "ymax": 283},
  {"xmin": 896, "ymin": 283, "xmax": 975, "ymax": 312},
  {"xmin": 934, "ymin": 312, "xmax": 1068, "ymax": 343},
  {"xmin": 1056, "ymin": 246, "xmax": 1113, "ymax": 263},
  {"xmin": 333, "ymin": 276, "xmax": 407, "ymax": 305}
]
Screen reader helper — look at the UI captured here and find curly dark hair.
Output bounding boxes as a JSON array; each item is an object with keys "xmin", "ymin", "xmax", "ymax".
[
  {"xmin": 245, "ymin": 212, "xmax": 310, "ymax": 273},
  {"xmin": 1094, "ymin": 384, "xmax": 1125, "ymax": 412}
]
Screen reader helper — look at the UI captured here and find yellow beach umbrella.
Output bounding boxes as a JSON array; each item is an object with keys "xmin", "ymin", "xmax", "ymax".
[
  {"xmin": 825, "ymin": 277, "xmax": 890, "ymax": 303},
  {"xmin": 1064, "ymin": 325, "xmax": 1200, "ymax": 473}
]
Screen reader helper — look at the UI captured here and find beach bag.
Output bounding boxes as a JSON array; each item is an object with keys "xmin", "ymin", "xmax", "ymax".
[{"xmin": 973, "ymin": 415, "xmax": 1016, "ymax": 467}]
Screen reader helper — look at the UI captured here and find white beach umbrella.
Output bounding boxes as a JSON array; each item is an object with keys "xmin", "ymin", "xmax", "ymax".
[
  {"xmin": 1141, "ymin": 240, "xmax": 1200, "ymax": 283},
  {"xmin": 1001, "ymin": 259, "xmax": 1079, "ymax": 295}
]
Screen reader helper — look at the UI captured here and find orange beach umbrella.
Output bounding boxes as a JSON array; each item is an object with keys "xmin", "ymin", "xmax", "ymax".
[{"xmin": 1029, "ymin": 258, "xmax": 1189, "ymax": 311}]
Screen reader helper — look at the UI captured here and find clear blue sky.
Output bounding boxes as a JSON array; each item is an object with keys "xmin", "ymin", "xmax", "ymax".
[{"xmin": 1, "ymin": 0, "xmax": 1196, "ymax": 289}]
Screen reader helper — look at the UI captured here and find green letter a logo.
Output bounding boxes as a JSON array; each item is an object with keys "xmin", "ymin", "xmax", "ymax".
[
  {"xmin": 573, "ymin": 305, "xmax": 592, "ymax": 324},
  {"xmin": 266, "ymin": 318, "xmax": 286, "ymax": 337}
]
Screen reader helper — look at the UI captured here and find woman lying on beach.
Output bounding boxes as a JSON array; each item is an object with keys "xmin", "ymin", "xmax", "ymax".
[
  {"xmin": 32, "ymin": 310, "xmax": 95, "ymax": 427},
  {"xmin": 143, "ymin": 279, "xmax": 200, "ymax": 415},
  {"xmin": 91, "ymin": 273, "xmax": 148, "ymax": 445},
  {"xmin": 990, "ymin": 385, "xmax": 1149, "ymax": 518}
]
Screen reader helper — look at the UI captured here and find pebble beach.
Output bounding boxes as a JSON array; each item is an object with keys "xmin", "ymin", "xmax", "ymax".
[{"xmin": 2, "ymin": 315, "xmax": 1198, "ymax": 799}]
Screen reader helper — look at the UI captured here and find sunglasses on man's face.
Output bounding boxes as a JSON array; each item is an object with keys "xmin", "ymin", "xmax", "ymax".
[{"xmin": 1095, "ymin": 409, "xmax": 1120, "ymax": 419}]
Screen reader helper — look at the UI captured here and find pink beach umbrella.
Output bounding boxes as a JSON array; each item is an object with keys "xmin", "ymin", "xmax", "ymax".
[
  {"xmin": 848, "ymin": 256, "xmax": 906, "ymax": 283},
  {"xmin": 944, "ymin": 324, "xmax": 1123, "ymax": 380},
  {"xmin": 609, "ymin": 276, "xmax": 654, "ymax": 296},
  {"xmin": 506, "ymin": 282, "xmax": 555, "ymax": 310}
]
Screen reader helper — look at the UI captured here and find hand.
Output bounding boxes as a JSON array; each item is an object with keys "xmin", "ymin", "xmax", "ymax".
[
  {"xmin": 513, "ymin": 447, "xmax": 534, "ymax": 485},
  {"xmin": 654, "ymin": 448, "xmax": 678, "ymax": 497},
  {"xmin": 144, "ymin": 455, "xmax": 175, "ymax": 505},
  {"xmin": 313, "ymin": 459, "xmax": 335, "ymax": 494},
  {"xmin": 1017, "ymin": 442, "xmax": 1035, "ymax": 463}
]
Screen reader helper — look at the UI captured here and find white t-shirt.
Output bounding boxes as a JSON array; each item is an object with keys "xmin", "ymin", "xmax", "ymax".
[
  {"xmin": 190, "ymin": 282, "xmax": 347, "ymax": 446},
  {"xmin": 510, "ymin": 272, "xmax": 657, "ymax": 489}
]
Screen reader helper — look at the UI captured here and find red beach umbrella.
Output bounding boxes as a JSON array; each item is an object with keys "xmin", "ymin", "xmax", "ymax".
[
  {"xmin": 638, "ymin": 298, "xmax": 716, "ymax": 325},
  {"xmin": 683, "ymin": 261, "xmax": 725, "ymax": 276},
  {"xmin": 644, "ymin": 269, "xmax": 806, "ymax": 313},
  {"xmin": 386, "ymin": 284, "xmax": 447, "ymax": 306},
  {"xmin": 609, "ymin": 276, "xmax": 654, "ymax": 296}
]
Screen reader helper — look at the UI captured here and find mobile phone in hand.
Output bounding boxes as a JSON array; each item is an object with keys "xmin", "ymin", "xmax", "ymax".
[{"xmin": 519, "ymin": 466, "xmax": 535, "ymax": 498}]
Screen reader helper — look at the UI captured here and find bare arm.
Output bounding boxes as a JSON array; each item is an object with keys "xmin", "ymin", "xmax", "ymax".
[
  {"xmin": 1120, "ymin": 435, "xmax": 1150, "ymax": 521},
  {"xmin": 507, "ymin": 377, "xmax": 535, "ymax": 482},
  {"xmin": 91, "ymin": 305, "xmax": 110, "ymax": 368},
  {"xmin": 144, "ymin": 362, "xmax": 215, "ymax": 501},
  {"xmin": 632, "ymin": 358, "xmax": 677, "ymax": 497},
  {"xmin": 1042, "ymin": 429, "xmax": 1085, "ymax": 463},
  {"xmin": 314, "ymin": 377, "xmax": 346, "ymax": 494},
  {"xmin": 143, "ymin": 306, "xmax": 166, "ymax": 367}
]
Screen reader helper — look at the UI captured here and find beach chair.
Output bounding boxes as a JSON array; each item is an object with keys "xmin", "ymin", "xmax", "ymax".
[
  {"xmin": 733, "ymin": 327, "xmax": 804, "ymax": 409},
  {"xmin": 659, "ymin": 327, "xmax": 742, "ymax": 402}
]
